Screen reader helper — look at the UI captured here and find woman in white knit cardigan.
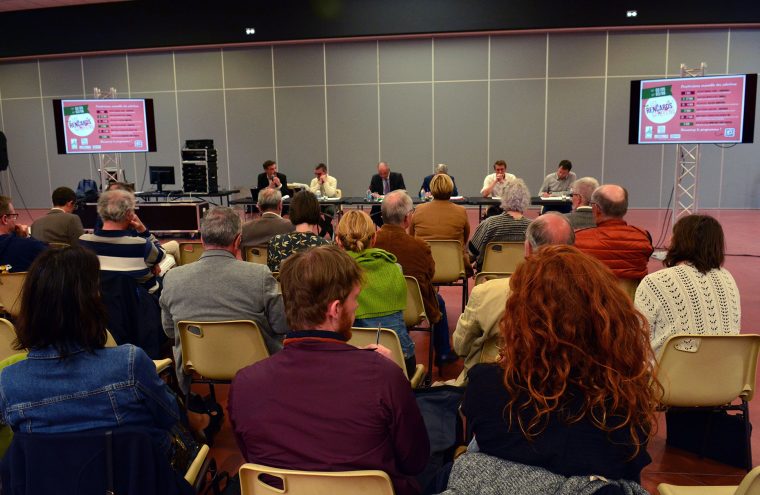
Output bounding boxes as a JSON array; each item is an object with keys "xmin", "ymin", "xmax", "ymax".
[{"xmin": 635, "ymin": 214, "xmax": 740, "ymax": 355}]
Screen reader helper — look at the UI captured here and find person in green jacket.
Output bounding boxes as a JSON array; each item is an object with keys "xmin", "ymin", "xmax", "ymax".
[{"xmin": 335, "ymin": 210, "xmax": 415, "ymax": 374}]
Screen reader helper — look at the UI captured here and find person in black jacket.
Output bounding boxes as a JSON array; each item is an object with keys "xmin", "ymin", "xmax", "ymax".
[
  {"xmin": 368, "ymin": 161, "xmax": 405, "ymax": 227},
  {"xmin": 256, "ymin": 160, "xmax": 291, "ymax": 198}
]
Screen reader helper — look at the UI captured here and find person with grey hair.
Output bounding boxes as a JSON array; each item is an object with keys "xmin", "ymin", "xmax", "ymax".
[
  {"xmin": 79, "ymin": 189, "xmax": 166, "ymax": 294},
  {"xmin": 241, "ymin": 187, "xmax": 293, "ymax": 247},
  {"xmin": 160, "ymin": 206, "xmax": 288, "ymax": 396},
  {"xmin": 468, "ymin": 178, "xmax": 532, "ymax": 271},
  {"xmin": 575, "ymin": 184, "xmax": 653, "ymax": 281},
  {"xmin": 419, "ymin": 163, "xmax": 459, "ymax": 198},
  {"xmin": 565, "ymin": 176, "xmax": 599, "ymax": 230},
  {"xmin": 452, "ymin": 211, "xmax": 574, "ymax": 386},
  {"xmin": 374, "ymin": 190, "xmax": 458, "ymax": 366}
]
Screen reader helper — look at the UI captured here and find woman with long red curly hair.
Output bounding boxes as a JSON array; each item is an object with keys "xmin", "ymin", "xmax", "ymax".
[{"xmin": 462, "ymin": 245, "xmax": 660, "ymax": 483}]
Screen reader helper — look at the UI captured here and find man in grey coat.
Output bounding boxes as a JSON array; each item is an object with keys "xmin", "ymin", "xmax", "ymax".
[
  {"xmin": 241, "ymin": 188, "xmax": 294, "ymax": 247},
  {"xmin": 31, "ymin": 186, "xmax": 84, "ymax": 246},
  {"xmin": 160, "ymin": 206, "xmax": 288, "ymax": 395}
]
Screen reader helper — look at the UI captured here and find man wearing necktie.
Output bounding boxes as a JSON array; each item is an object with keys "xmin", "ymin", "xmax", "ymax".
[{"xmin": 368, "ymin": 162, "xmax": 406, "ymax": 227}]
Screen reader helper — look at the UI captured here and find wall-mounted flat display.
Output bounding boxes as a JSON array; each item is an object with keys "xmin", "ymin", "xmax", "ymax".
[
  {"xmin": 629, "ymin": 74, "xmax": 757, "ymax": 145},
  {"xmin": 52, "ymin": 98, "xmax": 157, "ymax": 154}
]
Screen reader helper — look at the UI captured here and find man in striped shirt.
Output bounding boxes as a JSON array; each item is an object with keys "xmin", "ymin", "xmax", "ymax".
[{"xmin": 80, "ymin": 190, "xmax": 166, "ymax": 294}]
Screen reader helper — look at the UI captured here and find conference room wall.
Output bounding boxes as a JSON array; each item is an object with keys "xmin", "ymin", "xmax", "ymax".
[{"xmin": 1, "ymin": 29, "xmax": 759, "ymax": 208}]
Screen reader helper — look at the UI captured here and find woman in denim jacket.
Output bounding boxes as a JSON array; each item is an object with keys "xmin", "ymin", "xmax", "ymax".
[{"xmin": 0, "ymin": 246, "xmax": 179, "ymax": 454}]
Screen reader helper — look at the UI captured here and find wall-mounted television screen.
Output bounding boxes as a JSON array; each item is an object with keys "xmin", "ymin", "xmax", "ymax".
[
  {"xmin": 53, "ymin": 98, "xmax": 157, "ymax": 154},
  {"xmin": 629, "ymin": 74, "xmax": 756, "ymax": 144}
]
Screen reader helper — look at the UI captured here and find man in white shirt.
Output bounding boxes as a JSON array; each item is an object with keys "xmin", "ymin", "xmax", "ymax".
[
  {"xmin": 480, "ymin": 160, "xmax": 516, "ymax": 198},
  {"xmin": 480, "ymin": 160, "xmax": 516, "ymax": 218},
  {"xmin": 308, "ymin": 163, "xmax": 339, "ymax": 238},
  {"xmin": 308, "ymin": 163, "xmax": 338, "ymax": 198}
]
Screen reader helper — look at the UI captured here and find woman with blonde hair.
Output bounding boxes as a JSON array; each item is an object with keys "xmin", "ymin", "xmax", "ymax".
[
  {"xmin": 411, "ymin": 174, "xmax": 471, "ymax": 281},
  {"xmin": 462, "ymin": 245, "xmax": 657, "ymax": 485},
  {"xmin": 335, "ymin": 210, "xmax": 414, "ymax": 373}
]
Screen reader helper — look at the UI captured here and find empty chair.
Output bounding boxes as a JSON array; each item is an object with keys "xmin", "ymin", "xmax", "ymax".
[
  {"xmin": 403, "ymin": 276, "xmax": 432, "ymax": 384},
  {"xmin": 348, "ymin": 327, "xmax": 425, "ymax": 388},
  {"xmin": 617, "ymin": 277, "xmax": 639, "ymax": 301},
  {"xmin": 0, "ymin": 318, "xmax": 17, "ymax": 361},
  {"xmin": 481, "ymin": 241, "xmax": 524, "ymax": 273},
  {"xmin": 0, "ymin": 272, "xmax": 26, "ymax": 318},
  {"xmin": 245, "ymin": 245, "xmax": 268, "ymax": 264},
  {"xmin": 177, "ymin": 242, "xmax": 204, "ymax": 266},
  {"xmin": 658, "ymin": 464, "xmax": 760, "ymax": 495},
  {"xmin": 239, "ymin": 463, "xmax": 394, "ymax": 495},
  {"xmin": 178, "ymin": 320, "xmax": 270, "ymax": 401},
  {"xmin": 427, "ymin": 240, "xmax": 468, "ymax": 312},
  {"xmin": 657, "ymin": 334, "xmax": 760, "ymax": 471}
]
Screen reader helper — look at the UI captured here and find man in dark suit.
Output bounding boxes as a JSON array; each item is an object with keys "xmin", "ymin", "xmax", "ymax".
[
  {"xmin": 256, "ymin": 160, "xmax": 291, "ymax": 198},
  {"xmin": 30, "ymin": 186, "xmax": 84, "ymax": 246},
  {"xmin": 368, "ymin": 161, "xmax": 405, "ymax": 227},
  {"xmin": 241, "ymin": 188, "xmax": 294, "ymax": 247}
]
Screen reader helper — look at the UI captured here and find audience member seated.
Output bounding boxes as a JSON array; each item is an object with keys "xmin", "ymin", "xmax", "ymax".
[
  {"xmin": 0, "ymin": 247, "xmax": 179, "ymax": 456},
  {"xmin": 564, "ymin": 176, "xmax": 599, "ymax": 230},
  {"xmin": 335, "ymin": 210, "xmax": 415, "ymax": 374},
  {"xmin": 574, "ymin": 184, "xmax": 653, "ymax": 282},
  {"xmin": 309, "ymin": 162, "xmax": 339, "ymax": 238},
  {"xmin": 420, "ymin": 163, "xmax": 459, "ymax": 198},
  {"xmin": 462, "ymin": 245, "xmax": 656, "ymax": 486},
  {"xmin": 30, "ymin": 186, "xmax": 84, "ymax": 246},
  {"xmin": 411, "ymin": 174, "xmax": 473, "ymax": 278},
  {"xmin": 267, "ymin": 190, "xmax": 329, "ymax": 271},
  {"xmin": 229, "ymin": 245, "xmax": 429, "ymax": 495},
  {"xmin": 241, "ymin": 188, "xmax": 293, "ymax": 248},
  {"xmin": 635, "ymin": 214, "xmax": 740, "ymax": 355},
  {"xmin": 368, "ymin": 161, "xmax": 406, "ymax": 227},
  {"xmin": 160, "ymin": 207, "xmax": 288, "ymax": 396},
  {"xmin": 468, "ymin": 178, "xmax": 532, "ymax": 272},
  {"xmin": 374, "ymin": 190, "xmax": 456, "ymax": 367},
  {"xmin": 452, "ymin": 213, "xmax": 574, "ymax": 385},
  {"xmin": 480, "ymin": 160, "xmax": 516, "ymax": 218},
  {"xmin": 0, "ymin": 195, "xmax": 46, "ymax": 273},
  {"xmin": 539, "ymin": 159, "xmax": 577, "ymax": 197},
  {"xmin": 80, "ymin": 189, "xmax": 166, "ymax": 294}
]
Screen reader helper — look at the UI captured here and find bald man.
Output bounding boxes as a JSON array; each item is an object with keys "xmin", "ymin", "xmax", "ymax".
[
  {"xmin": 368, "ymin": 161, "xmax": 405, "ymax": 227},
  {"xmin": 574, "ymin": 184, "xmax": 653, "ymax": 281},
  {"xmin": 452, "ymin": 212, "xmax": 574, "ymax": 385}
]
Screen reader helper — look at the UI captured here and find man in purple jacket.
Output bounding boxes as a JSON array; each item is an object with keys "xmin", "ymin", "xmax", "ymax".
[{"xmin": 228, "ymin": 245, "xmax": 430, "ymax": 495}]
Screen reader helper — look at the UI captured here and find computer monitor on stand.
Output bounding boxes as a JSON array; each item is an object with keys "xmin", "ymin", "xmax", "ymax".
[{"xmin": 148, "ymin": 166, "xmax": 176, "ymax": 193}]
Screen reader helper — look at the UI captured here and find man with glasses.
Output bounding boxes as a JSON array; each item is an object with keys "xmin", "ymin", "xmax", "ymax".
[
  {"xmin": 0, "ymin": 195, "xmax": 47, "ymax": 272},
  {"xmin": 575, "ymin": 184, "xmax": 653, "ymax": 282},
  {"xmin": 565, "ymin": 177, "xmax": 599, "ymax": 230}
]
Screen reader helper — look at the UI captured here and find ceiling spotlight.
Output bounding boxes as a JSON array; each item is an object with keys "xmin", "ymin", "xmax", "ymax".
[
  {"xmin": 245, "ymin": 28, "xmax": 256, "ymax": 35},
  {"xmin": 626, "ymin": 10, "xmax": 638, "ymax": 17}
]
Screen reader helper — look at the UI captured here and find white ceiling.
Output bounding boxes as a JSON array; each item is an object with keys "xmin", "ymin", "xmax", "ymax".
[{"xmin": 0, "ymin": 0, "xmax": 126, "ymax": 12}]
